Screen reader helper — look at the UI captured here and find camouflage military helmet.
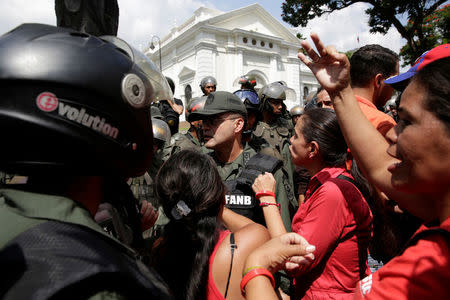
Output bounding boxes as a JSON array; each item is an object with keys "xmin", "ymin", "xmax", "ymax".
[
  {"xmin": 259, "ymin": 82, "xmax": 297, "ymax": 102},
  {"xmin": 290, "ymin": 105, "xmax": 304, "ymax": 117},
  {"xmin": 239, "ymin": 74, "xmax": 257, "ymax": 89},
  {"xmin": 152, "ymin": 118, "xmax": 171, "ymax": 144},
  {"xmin": 185, "ymin": 96, "xmax": 207, "ymax": 121}
]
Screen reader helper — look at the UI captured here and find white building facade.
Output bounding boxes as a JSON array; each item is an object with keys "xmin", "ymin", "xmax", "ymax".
[{"xmin": 146, "ymin": 4, "xmax": 319, "ymax": 114}]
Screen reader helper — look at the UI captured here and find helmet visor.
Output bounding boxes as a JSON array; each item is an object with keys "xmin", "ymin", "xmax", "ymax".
[
  {"xmin": 100, "ymin": 36, "xmax": 173, "ymax": 104},
  {"xmin": 233, "ymin": 89, "xmax": 259, "ymax": 105}
]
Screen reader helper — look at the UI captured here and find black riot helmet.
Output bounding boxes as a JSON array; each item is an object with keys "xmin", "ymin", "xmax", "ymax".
[{"xmin": 0, "ymin": 23, "xmax": 173, "ymax": 177}]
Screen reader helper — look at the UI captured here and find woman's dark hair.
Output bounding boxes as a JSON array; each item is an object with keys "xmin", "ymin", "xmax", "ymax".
[
  {"xmin": 151, "ymin": 150, "xmax": 225, "ymax": 300},
  {"xmin": 413, "ymin": 57, "xmax": 450, "ymax": 131},
  {"xmin": 300, "ymin": 108, "xmax": 348, "ymax": 167}
]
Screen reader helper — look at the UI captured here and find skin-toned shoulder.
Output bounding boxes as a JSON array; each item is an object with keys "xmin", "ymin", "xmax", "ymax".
[{"xmin": 212, "ymin": 222, "xmax": 270, "ymax": 300}]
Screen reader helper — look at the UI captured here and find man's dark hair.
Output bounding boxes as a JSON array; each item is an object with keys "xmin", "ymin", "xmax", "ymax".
[{"xmin": 350, "ymin": 44, "xmax": 399, "ymax": 88}]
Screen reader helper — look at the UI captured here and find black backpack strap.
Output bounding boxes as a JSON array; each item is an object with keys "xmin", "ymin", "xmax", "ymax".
[
  {"xmin": 224, "ymin": 233, "xmax": 237, "ymax": 298},
  {"xmin": 0, "ymin": 221, "xmax": 172, "ymax": 300},
  {"xmin": 399, "ymin": 227, "xmax": 450, "ymax": 256}
]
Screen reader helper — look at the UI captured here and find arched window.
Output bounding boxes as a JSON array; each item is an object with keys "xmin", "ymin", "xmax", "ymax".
[
  {"xmin": 303, "ymin": 86, "xmax": 309, "ymax": 99},
  {"xmin": 185, "ymin": 85, "xmax": 192, "ymax": 102}
]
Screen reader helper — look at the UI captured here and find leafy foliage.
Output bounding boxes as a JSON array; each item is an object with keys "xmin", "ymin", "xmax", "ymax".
[{"xmin": 281, "ymin": 0, "xmax": 448, "ymax": 66}]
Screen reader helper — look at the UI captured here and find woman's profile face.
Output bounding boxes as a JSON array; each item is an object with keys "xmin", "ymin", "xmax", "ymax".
[
  {"xmin": 289, "ymin": 117, "xmax": 311, "ymax": 166},
  {"xmin": 386, "ymin": 80, "xmax": 450, "ymax": 196}
]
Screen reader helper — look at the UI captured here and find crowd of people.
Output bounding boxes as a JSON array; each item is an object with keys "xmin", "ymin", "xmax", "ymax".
[{"xmin": 0, "ymin": 21, "xmax": 448, "ymax": 300}]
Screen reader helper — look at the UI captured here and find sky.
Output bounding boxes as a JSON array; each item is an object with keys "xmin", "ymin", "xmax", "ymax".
[{"xmin": 0, "ymin": 1, "xmax": 417, "ymax": 68}]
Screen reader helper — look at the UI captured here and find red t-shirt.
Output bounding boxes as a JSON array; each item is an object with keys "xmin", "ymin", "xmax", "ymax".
[
  {"xmin": 207, "ymin": 230, "xmax": 230, "ymax": 300},
  {"xmin": 346, "ymin": 95, "xmax": 397, "ymax": 171},
  {"xmin": 355, "ymin": 217, "xmax": 450, "ymax": 300},
  {"xmin": 292, "ymin": 167, "xmax": 373, "ymax": 300}
]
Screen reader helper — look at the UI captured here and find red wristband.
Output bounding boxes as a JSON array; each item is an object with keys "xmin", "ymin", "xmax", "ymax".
[
  {"xmin": 255, "ymin": 190, "xmax": 275, "ymax": 199},
  {"xmin": 240, "ymin": 268, "xmax": 275, "ymax": 294},
  {"xmin": 259, "ymin": 202, "xmax": 280, "ymax": 210}
]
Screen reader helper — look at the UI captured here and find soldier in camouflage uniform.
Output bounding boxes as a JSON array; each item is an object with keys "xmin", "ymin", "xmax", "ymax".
[
  {"xmin": 290, "ymin": 105, "xmax": 304, "ymax": 125},
  {"xmin": 199, "ymin": 76, "xmax": 217, "ymax": 96},
  {"xmin": 188, "ymin": 91, "xmax": 296, "ymax": 231},
  {"xmin": 130, "ymin": 118, "xmax": 172, "ymax": 239},
  {"xmin": 165, "ymin": 96, "xmax": 206, "ymax": 157},
  {"xmin": 254, "ymin": 82, "xmax": 297, "ymax": 202}
]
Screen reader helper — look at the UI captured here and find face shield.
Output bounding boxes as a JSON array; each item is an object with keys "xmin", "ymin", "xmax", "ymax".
[
  {"xmin": 233, "ymin": 89, "xmax": 259, "ymax": 105},
  {"xmin": 100, "ymin": 36, "xmax": 173, "ymax": 105}
]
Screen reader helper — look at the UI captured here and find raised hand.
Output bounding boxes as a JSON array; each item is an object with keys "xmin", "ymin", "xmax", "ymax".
[{"xmin": 298, "ymin": 33, "xmax": 351, "ymax": 94}]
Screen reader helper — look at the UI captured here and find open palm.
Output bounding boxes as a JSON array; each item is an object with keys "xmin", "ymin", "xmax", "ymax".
[{"xmin": 298, "ymin": 33, "xmax": 351, "ymax": 94}]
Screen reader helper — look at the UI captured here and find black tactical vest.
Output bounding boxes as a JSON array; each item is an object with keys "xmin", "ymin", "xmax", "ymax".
[{"xmin": 224, "ymin": 153, "xmax": 282, "ymax": 225}]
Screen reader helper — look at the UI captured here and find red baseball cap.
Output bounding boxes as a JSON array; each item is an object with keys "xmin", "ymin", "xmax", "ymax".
[{"xmin": 385, "ymin": 43, "xmax": 450, "ymax": 89}]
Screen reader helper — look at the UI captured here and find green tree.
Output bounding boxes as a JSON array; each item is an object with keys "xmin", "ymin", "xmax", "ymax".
[
  {"xmin": 400, "ymin": 4, "xmax": 449, "ymax": 65},
  {"xmin": 281, "ymin": 0, "xmax": 447, "ymax": 66}
]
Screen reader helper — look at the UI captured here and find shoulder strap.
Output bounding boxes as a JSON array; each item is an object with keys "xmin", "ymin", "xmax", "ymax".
[
  {"xmin": 224, "ymin": 233, "xmax": 237, "ymax": 298},
  {"xmin": 307, "ymin": 174, "xmax": 359, "ymax": 202},
  {"xmin": 305, "ymin": 173, "xmax": 369, "ymax": 279},
  {"xmin": 400, "ymin": 227, "xmax": 450, "ymax": 256}
]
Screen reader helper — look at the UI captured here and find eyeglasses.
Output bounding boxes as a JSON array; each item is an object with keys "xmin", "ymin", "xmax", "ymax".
[
  {"xmin": 203, "ymin": 116, "xmax": 240, "ymax": 127},
  {"xmin": 233, "ymin": 89, "xmax": 259, "ymax": 105}
]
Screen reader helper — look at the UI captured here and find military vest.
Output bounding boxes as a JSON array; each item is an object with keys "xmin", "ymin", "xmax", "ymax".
[{"xmin": 224, "ymin": 153, "xmax": 282, "ymax": 225}]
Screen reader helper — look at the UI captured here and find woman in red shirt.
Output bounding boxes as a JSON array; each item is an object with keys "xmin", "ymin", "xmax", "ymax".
[
  {"xmin": 252, "ymin": 108, "xmax": 373, "ymax": 299},
  {"xmin": 151, "ymin": 150, "xmax": 269, "ymax": 300},
  {"xmin": 297, "ymin": 34, "xmax": 450, "ymax": 300}
]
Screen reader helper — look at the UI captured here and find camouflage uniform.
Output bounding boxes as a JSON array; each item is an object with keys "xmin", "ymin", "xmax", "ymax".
[{"xmin": 253, "ymin": 118, "xmax": 296, "ymax": 200}]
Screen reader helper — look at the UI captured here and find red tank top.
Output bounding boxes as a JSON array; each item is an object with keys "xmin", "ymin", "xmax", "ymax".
[{"xmin": 207, "ymin": 230, "xmax": 231, "ymax": 300}]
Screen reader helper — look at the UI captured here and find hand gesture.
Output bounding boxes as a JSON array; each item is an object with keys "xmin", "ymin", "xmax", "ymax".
[
  {"xmin": 140, "ymin": 201, "xmax": 159, "ymax": 231},
  {"xmin": 245, "ymin": 233, "xmax": 315, "ymax": 274},
  {"xmin": 252, "ymin": 172, "xmax": 276, "ymax": 196},
  {"xmin": 298, "ymin": 33, "xmax": 350, "ymax": 94}
]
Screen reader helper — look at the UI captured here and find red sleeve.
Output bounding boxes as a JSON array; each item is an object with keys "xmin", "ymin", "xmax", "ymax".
[
  {"xmin": 293, "ymin": 182, "xmax": 349, "ymax": 275},
  {"xmin": 355, "ymin": 235, "xmax": 450, "ymax": 300}
]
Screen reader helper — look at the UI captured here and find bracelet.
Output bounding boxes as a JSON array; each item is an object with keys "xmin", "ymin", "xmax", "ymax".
[
  {"xmin": 240, "ymin": 268, "xmax": 275, "ymax": 294},
  {"xmin": 259, "ymin": 202, "xmax": 280, "ymax": 210},
  {"xmin": 255, "ymin": 190, "xmax": 275, "ymax": 199},
  {"xmin": 242, "ymin": 265, "xmax": 264, "ymax": 277}
]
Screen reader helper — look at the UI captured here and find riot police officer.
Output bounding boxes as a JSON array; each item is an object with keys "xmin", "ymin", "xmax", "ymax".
[
  {"xmin": 199, "ymin": 76, "xmax": 217, "ymax": 96},
  {"xmin": 154, "ymin": 77, "xmax": 184, "ymax": 135},
  {"xmin": 167, "ymin": 96, "xmax": 206, "ymax": 156},
  {"xmin": 254, "ymin": 82, "xmax": 297, "ymax": 203},
  {"xmin": 239, "ymin": 73, "xmax": 257, "ymax": 90},
  {"xmin": 0, "ymin": 23, "xmax": 172, "ymax": 299},
  {"xmin": 290, "ymin": 105, "xmax": 304, "ymax": 125}
]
